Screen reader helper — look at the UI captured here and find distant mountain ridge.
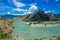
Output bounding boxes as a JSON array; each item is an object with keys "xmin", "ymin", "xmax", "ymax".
[
  {"xmin": 21, "ymin": 10, "xmax": 60, "ymax": 21},
  {"xmin": 0, "ymin": 14, "xmax": 22, "ymax": 20},
  {"xmin": 0, "ymin": 10, "xmax": 60, "ymax": 21},
  {"xmin": 46, "ymin": 13, "xmax": 60, "ymax": 20}
]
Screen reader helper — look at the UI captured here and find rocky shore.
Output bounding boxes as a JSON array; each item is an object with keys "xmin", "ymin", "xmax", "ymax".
[
  {"xmin": 30, "ymin": 24, "xmax": 60, "ymax": 27},
  {"xmin": 0, "ymin": 16, "xmax": 24, "ymax": 40},
  {"xmin": 26, "ymin": 22, "xmax": 60, "ymax": 27}
]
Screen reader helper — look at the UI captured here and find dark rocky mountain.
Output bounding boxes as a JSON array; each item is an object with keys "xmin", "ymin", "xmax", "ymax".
[
  {"xmin": 1, "ymin": 14, "xmax": 22, "ymax": 20},
  {"xmin": 23, "ymin": 10, "xmax": 50, "ymax": 21},
  {"xmin": 46, "ymin": 13, "xmax": 60, "ymax": 20},
  {"xmin": 22, "ymin": 10, "xmax": 60, "ymax": 21}
]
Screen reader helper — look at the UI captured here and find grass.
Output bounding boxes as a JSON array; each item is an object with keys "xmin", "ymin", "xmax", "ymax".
[{"xmin": 27, "ymin": 21, "xmax": 60, "ymax": 24}]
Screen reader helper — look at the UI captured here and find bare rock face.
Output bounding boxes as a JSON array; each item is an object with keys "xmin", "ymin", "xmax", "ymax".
[{"xmin": 24, "ymin": 10, "xmax": 50, "ymax": 21}]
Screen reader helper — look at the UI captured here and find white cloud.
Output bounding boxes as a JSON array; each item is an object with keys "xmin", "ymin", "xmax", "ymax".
[
  {"xmin": 29, "ymin": 5, "xmax": 38, "ymax": 11},
  {"xmin": 13, "ymin": 8, "xmax": 32, "ymax": 15},
  {"xmin": 12, "ymin": 14, "xmax": 24, "ymax": 15},
  {"xmin": 13, "ymin": 8, "xmax": 25, "ymax": 11},
  {"xmin": 13, "ymin": 3, "xmax": 38, "ymax": 15},
  {"xmin": 23, "ymin": 11, "xmax": 32, "ymax": 15},
  {"xmin": 7, "ymin": 12, "xmax": 11, "ymax": 14},
  {"xmin": 13, "ymin": 0, "xmax": 26, "ymax": 7},
  {"xmin": 45, "ymin": 10, "xmax": 56, "ymax": 13},
  {"xmin": 45, "ymin": 10, "xmax": 51, "ymax": 13},
  {"xmin": 23, "ymin": 9, "xmax": 33, "ymax": 15}
]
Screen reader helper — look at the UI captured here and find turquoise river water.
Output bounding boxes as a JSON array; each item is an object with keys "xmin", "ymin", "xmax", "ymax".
[{"xmin": 12, "ymin": 21, "xmax": 60, "ymax": 40}]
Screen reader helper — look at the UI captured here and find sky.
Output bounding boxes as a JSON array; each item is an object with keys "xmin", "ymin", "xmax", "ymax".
[{"xmin": 0, "ymin": 0, "xmax": 60, "ymax": 15}]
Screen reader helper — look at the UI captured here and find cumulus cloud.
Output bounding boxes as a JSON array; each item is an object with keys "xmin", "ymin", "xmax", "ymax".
[
  {"xmin": 13, "ymin": 8, "xmax": 33, "ymax": 15},
  {"xmin": 29, "ymin": 5, "xmax": 38, "ymax": 11},
  {"xmin": 13, "ymin": 3, "xmax": 38, "ymax": 15},
  {"xmin": 13, "ymin": 0, "xmax": 26, "ymax": 7},
  {"xmin": 13, "ymin": 8, "xmax": 25, "ymax": 11}
]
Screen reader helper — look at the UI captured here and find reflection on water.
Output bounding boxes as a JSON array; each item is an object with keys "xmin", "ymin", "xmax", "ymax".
[{"xmin": 12, "ymin": 21, "xmax": 60, "ymax": 40}]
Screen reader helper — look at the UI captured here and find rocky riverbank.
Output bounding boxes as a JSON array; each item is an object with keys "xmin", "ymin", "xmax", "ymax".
[
  {"xmin": 0, "ymin": 16, "xmax": 24, "ymax": 40},
  {"xmin": 30, "ymin": 24, "xmax": 60, "ymax": 27},
  {"xmin": 26, "ymin": 21, "xmax": 60, "ymax": 27}
]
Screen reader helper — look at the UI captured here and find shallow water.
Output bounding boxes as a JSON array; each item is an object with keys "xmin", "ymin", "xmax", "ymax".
[{"xmin": 12, "ymin": 21, "xmax": 60, "ymax": 40}]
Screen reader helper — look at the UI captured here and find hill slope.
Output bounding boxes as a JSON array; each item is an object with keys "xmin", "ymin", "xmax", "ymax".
[{"xmin": 22, "ymin": 10, "xmax": 50, "ymax": 21}]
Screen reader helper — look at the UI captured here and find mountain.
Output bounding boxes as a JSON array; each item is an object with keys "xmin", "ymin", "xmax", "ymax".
[
  {"xmin": 21, "ymin": 10, "xmax": 60, "ymax": 21},
  {"xmin": 22, "ymin": 10, "xmax": 50, "ymax": 21},
  {"xmin": 0, "ymin": 14, "xmax": 22, "ymax": 20},
  {"xmin": 46, "ymin": 13, "xmax": 60, "ymax": 20}
]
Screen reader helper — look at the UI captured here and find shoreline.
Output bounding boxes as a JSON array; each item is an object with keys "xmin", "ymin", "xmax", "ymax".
[
  {"xmin": 30, "ymin": 24, "xmax": 60, "ymax": 27},
  {"xmin": 26, "ymin": 22, "xmax": 60, "ymax": 27}
]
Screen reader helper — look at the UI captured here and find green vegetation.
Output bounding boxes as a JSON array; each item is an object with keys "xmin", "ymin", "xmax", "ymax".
[
  {"xmin": 27, "ymin": 20, "xmax": 60, "ymax": 24},
  {"xmin": 0, "ymin": 16, "xmax": 14, "ymax": 40},
  {"xmin": 28, "ymin": 36, "xmax": 60, "ymax": 40},
  {"xmin": 57, "ymin": 36, "xmax": 60, "ymax": 40},
  {"xmin": 0, "ymin": 32, "xmax": 11, "ymax": 39},
  {"xmin": 0, "ymin": 29, "xmax": 12, "ymax": 39},
  {"xmin": 34, "ymin": 39, "xmax": 38, "ymax": 40}
]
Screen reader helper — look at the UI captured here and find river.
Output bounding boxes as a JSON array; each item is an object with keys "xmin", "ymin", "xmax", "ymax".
[{"xmin": 12, "ymin": 21, "xmax": 60, "ymax": 40}]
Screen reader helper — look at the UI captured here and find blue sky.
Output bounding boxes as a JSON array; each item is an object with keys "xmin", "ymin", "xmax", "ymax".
[{"xmin": 0, "ymin": 0, "xmax": 60, "ymax": 15}]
